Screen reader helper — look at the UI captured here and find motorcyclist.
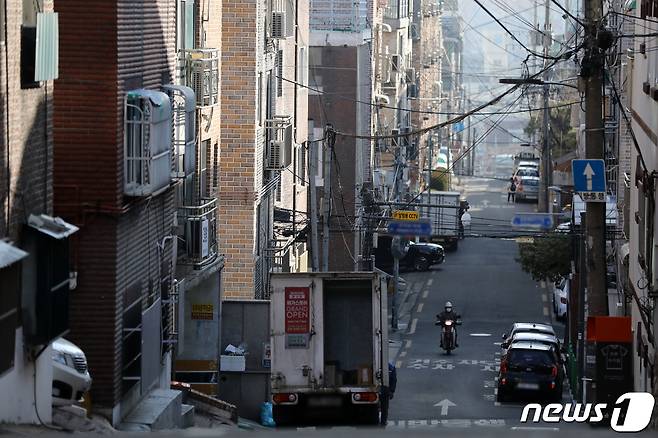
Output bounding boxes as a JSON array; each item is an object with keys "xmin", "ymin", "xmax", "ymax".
[{"xmin": 436, "ymin": 301, "xmax": 460, "ymax": 347}]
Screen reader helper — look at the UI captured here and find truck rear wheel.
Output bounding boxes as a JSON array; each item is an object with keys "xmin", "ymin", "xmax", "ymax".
[
  {"xmin": 273, "ymin": 405, "xmax": 296, "ymax": 427},
  {"xmin": 352, "ymin": 405, "xmax": 380, "ymax": 425}
]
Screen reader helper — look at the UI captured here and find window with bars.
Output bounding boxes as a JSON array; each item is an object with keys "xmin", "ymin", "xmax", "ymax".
[
  {"xmin": 212, "ymin": 142, "xmax": 219, "ymax": 189},
  {"xmin": 200, "ymin": 139, "xmax": 209, "ymax": 197},
  {"xmin": 299, "ymin": 143, "xmax": 306, "ymax": 186},
  {"xmin": 277, "ymin": 50, "xmax": 283, "ymax": 97}
]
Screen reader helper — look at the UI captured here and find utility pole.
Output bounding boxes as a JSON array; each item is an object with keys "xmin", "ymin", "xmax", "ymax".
[
  {"xmin": 541, "ymin": 0, "xmax": 551, "ymax": 213},
  {"xmin": 322, "ymin": 124, "xmax": 335, "ymax": 271},
  {"xmin": 309, "ymin": 136, "xmax": 320, "ymax": 271},
  {"xmin": 391, "ymin": 135, "xmax": 404, "ymax": 331},
  {"xmin": 583, "ymin": 0, "xmax": 607, "ymax": 317}
]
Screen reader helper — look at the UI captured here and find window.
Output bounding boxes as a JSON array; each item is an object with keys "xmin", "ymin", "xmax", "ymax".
[
  {"xmin": 0, "ymin": 262, "xmax": 21, "ymax": 375},
  {"xmin": 212, "ymin": 142, "xmax": 219, "ymax": 189},
  {"xmin": 277, "ymin": 50, "xmax": 283, "ymax": 97},
  {"xmin": 0, "ymin": 0, "xmax": 5, "ymax": 43},
  {"xmin": 299, "ymin": 143, "xmax": 306, "ymax": 186},
  {"xmin": 20, "ymin": 0, "xmax": 40, "ymax": 88},
  {"xmin": 298, "ymin": 47, "xmax": 307, "ymax": 87},
  {"xmin": 257, "ymin": 72, "xmax": 263, "ymax": 126},
  {"xmin": 200, "ymin": 139, "xmax": 209, "ymax": 197},
  {"xmin": 276, "ymin": 174, "xmax": 282, "ymax": 202}
]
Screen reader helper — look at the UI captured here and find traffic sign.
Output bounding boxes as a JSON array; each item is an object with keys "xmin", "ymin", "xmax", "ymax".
[
  {"xmin": 572, "ymin": 159, "xmax": 606, "ymax": 202},
  {"xmin": 392, "ymin": 210, "xmax": 419, "ymax": 221},
  {"xmin": 387, "ymin": 219, "xmax": 432, "ymax": 236},
  {"xmin": 511, "ymin": 213, "xmax": 554, "ymax": 230}
]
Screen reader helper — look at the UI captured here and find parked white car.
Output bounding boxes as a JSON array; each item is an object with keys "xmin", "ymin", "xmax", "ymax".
[
  {"xmin": 553, "ymin": 278, "xmax": 569, "ymax": 321},
  {"xmin": 52, "ymin": 338, "xmax": 92, "ymax": 406}
]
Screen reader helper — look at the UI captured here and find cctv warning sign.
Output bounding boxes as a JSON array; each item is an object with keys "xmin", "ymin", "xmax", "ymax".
[{"xmin": 285, "ymin": 287, "xmax": 310, "ymax": 334}]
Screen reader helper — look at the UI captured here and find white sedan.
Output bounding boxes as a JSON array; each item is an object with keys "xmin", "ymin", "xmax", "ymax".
[
  {"xmin": 52, "ymin": 338, "xmax": 92, "ymax": 406},
  {"xmin": 553, "ymin": 278, "xmax": 568, "ymax": 321}
]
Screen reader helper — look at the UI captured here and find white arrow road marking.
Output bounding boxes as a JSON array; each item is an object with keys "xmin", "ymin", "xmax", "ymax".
[
  {"xmin": 434, "ymin": 399, "xmax": 457, "ymax": 416},
  {"xmin": 583, "ymin": 163, "xmax": 595, "ymax": 191}
]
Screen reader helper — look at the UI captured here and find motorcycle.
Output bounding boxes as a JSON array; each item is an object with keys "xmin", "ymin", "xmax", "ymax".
[{"xmin": 436, "ymin": 317, "xmax": 461, "ymax": 354}]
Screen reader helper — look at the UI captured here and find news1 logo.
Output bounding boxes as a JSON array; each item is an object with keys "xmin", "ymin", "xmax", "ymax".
[{"xmin": 520, "ymin": 392, "xmax": 655, "ymax": 432}]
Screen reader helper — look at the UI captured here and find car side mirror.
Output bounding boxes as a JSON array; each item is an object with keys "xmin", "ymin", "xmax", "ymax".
[{"xmin": 501, "ymin": 342, "xmax": 508, "ymax": 349}]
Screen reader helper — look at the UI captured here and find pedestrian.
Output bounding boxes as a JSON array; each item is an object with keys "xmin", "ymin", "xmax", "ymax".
[
  {"xmin": 380, "ymin": 362, "xmax": 397, "ymax": 426},
  {"xmin": 507, "ymin": 177, "xmax": 516, "ymax": 203}
]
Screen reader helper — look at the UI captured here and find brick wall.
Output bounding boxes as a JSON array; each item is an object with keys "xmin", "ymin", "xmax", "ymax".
[
  {"xmin": 220, "ymin": 0, "xmax": 259, "ymax": 298},
  {"xmin": 54, "ymin": 0, "xmax": 178, "ymax": 413},
  {"xmin": 411, "ymin": 0, "xmax": 441, "ymax": 188},
  {"xmin": 0, "ymin": 0, "xmax": 55, "ymax": 241}
]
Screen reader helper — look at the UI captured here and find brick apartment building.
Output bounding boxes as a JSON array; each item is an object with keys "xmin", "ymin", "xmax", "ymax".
[
  {"xmin": 220, "ymin": 0, "xmax": 309, "ymax": 298},
  {"xmin": 0, "ymin": 0, "xmax": 77, "ymax": 424},
  {"xmin": 410, "ymin": 0, "xmax": 442, "ymax": 190},
  {"xmin": 52, "ymin": 0, "xmax": 184, "ymax": 425}
]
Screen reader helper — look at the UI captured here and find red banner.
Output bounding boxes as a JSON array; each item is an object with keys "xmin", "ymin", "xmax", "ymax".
[{"xmin": 285, "ymin": 287, "xmax": 310, "ymax": 334}]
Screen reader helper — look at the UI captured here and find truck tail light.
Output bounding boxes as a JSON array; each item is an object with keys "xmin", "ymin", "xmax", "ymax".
[
  {"xmin": 352, "ymin": 392, "xmax": 378, "ymax": 403},
  {"xmin": 273, "ymin": 393, "xmax": 298, "ymax": 405},
  {"xmin": 551, "ymin": 366, "xmax": 558, "ymax": 378},
  {"xmin": 500, "ymin": 360, "xmax": 508, "ymax": 374}
]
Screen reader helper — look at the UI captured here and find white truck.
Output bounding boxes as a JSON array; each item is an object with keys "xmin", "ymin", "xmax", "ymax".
[
  {"xmin": 269, "ymin": 272, "xmax": 388, "ymax": 426},
  {"xmin": 419, "ymin": 190, "xmax": 461, "ymax": 251}
]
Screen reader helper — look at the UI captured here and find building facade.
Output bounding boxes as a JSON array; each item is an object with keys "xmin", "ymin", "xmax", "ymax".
[
  {"xmin": 410, "ymin": 0, "xmax": 442, "ymax": 191},
  {"xmin": 0, "ymin": 0, "xmax": 71, "ymax": 424},
  {"xmin": 220, "ymin": 0, "xmax": 309, "ymax": 299},
  {"xmin": 625, "ymin": 0, "xmax": 658, "ymax": 400},
  {"xmin": 53, "ymin": 0, "xmax": 187, "ymax": 425}
]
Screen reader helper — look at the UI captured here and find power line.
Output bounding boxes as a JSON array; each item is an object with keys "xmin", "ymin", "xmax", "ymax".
[
  {"xmin": 472, "ymin": 0, "xmax": 580, "ymax": 60},
  {"xmin": 550, "ymin": 0, "xmax": 586, "ymax": 27}
]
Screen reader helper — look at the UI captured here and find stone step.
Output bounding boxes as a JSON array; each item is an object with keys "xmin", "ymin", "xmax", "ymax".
[{"xmin": 119, "ymin": 389, "xmax": 183, "ymax": 431}]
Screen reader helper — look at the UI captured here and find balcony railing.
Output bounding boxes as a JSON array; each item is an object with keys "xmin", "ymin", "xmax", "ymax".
[{"xmin": 177, "ymin": 197, "xmax": 218, "ymax": 268}]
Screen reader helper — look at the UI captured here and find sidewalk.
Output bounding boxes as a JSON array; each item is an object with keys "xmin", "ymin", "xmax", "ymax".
[{"xmin": 388, "ymin": 277, "xmax": 425, "ymax": 360}]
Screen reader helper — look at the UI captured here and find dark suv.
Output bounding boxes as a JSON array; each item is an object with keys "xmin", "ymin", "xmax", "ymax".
[
  {"xmin": 374, "ymin": 235, "xmax": 445, "ymax": 273},
  {"xmin": 497, "ymin": 342, "xmax": 563, "ymax": 402}
]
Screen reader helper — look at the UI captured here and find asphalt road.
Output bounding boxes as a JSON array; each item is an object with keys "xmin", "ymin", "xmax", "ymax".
[{"xmin": 387, "ymin": 176, "xmax": 571, "ymax": 431}]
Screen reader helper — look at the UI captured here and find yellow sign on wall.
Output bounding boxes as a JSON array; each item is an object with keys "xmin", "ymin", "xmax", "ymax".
[
  {"xmin": 392, "ymin": 210, "xmax": 419, "ymax": 221},
  {"xmin": 191, "ymin": 304, "xmax": 214, "ymax": 320}
]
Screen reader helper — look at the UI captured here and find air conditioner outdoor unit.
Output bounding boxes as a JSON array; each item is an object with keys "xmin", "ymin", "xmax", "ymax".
[
  {"xmin": 267, "ymin": 140, "xmax": 291, "ymax": 169},
  {"xmin": 124, "ymin": 89, "xmax": 173, "ymax": 197},
  {"xmin": 181, "ymin": 49, "xmax": 219, "ymax": 107},
  {"xmin": 266, "ymin": 116, "xmax": 293, "ymax": 170},
  {"xmin": 271, "ymin": 11, "xmax": 289, "ymax": 38}
]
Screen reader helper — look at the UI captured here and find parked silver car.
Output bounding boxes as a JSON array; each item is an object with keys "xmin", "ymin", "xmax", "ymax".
[{"xmin": 515, "ymin": 176, "xmax": 540, "ymax": 202}]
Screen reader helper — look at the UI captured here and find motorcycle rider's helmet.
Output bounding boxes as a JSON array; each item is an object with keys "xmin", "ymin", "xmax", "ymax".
[{"xmin": 445, "ymin": 301, "xmax": 453, "ymax": 312}]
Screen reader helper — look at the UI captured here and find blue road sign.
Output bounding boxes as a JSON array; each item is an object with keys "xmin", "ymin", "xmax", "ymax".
[
  {"xmin": 572, "ymin": 159, "xmax": 606, "ymax": 194},
  {"xmin": 511, "ymin": 213, "xmax": 554, "ymax": 230},
  {"xmin": 387, "ymin": 219, "xmax": 432, "ymax": 236}
]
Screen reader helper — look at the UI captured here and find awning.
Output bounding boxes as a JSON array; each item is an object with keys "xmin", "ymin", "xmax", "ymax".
[
  {"xmin": 28, "ymin": 214, "xmax": 79, "ymax": 239},
  {"xmin": 0, "ymin": 240, "xmax": 28, "ymax": 269}
]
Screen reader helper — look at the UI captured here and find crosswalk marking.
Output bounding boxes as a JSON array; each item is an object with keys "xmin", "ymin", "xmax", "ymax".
[{"xmin": 387, "ymin": 419, "xmax": 507, "ymax": 429}]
